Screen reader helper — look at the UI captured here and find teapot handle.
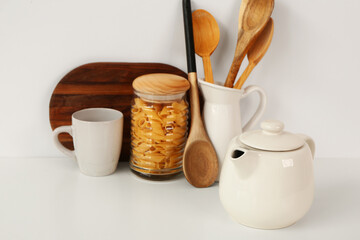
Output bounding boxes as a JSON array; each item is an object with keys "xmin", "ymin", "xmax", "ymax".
[
  {"xmin": 297, "ymin": 134, "xmax": 315, "ymax": 159},
  {"xmin": 241, "ymin": 85, "xmax": 267, "ymax": 132}
]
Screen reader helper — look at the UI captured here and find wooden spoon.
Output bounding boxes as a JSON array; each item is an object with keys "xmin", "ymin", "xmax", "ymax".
[
  {"xmin": 192, "ymin": 9, "xmax": 220, "ymax": 84},
  {"xmin": 234, "ymin": 18, "xmax": 274, "ymax": 89},
  {"xmin": 182, "ymin": 0, "xmax": 218, "ymax": 188},
  {"xmin": 224, "ymin": 0, "xmax": 274, "ymax": 88}
]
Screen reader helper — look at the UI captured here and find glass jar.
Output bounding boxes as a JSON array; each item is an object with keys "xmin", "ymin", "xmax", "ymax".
[{"xmin": 130, "ymin": 73, "xmax": 190, "ymax": 179}]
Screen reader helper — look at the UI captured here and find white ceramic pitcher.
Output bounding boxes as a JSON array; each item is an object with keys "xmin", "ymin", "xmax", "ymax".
[{"xmin": 198, "ymin": 79, "xmax": 266, "ymax": 175}]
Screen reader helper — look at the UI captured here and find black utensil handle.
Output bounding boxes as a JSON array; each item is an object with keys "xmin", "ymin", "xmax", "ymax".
[{"xmin": 182, "ymin": 0, "xmax": 196, "ymax": 74}]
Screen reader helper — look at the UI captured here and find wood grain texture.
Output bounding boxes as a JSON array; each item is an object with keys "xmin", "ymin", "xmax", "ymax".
[
  {"xmin": 49, "ymin": 62, "xmax": 187, "ymax": 162},
  {"xmin": 234, "ymin": 18, "xmax": 274, "ymax": 90},
  {"xmin": 192, "ymin": 9, "xmax": 220, "ymax": 84},
  {"xmin": 183, "ymin": 72, "xmax": 218, "ymax": 188},
  {"xmin": 224, "ymin": 0, "xmax": 274, "ymax": 88},
  {"xmin": 132, "ymin": 73, "xmax": 189, "ymax": 95}
]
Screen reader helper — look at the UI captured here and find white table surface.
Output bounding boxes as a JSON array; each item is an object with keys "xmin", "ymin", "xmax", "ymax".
[{"xmin": 0, "ymin": 157, "xmax": 359, "ymax": 240}]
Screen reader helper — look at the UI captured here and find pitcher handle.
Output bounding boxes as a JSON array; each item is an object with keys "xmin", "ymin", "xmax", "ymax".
[{"xmin": 241, "ymin": 85, "xmax": 267, "ymax": 132}]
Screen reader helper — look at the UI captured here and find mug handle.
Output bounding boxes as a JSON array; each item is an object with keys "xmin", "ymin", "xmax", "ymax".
[
  {"xmin": 241, "ymin": 85, "xmax": 267, "ymax": 132},
  {"xmin": 53, "ymin": 126, "xmax": 76, "ymax": 159}
]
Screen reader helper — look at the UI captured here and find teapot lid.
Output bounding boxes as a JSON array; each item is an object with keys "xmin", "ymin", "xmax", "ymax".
[{"xmin": 239, "ymin": 120, "xmax": 305, "ymax": 151}]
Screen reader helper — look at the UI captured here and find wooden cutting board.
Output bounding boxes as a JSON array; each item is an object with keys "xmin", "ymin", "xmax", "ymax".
[{"xmin": 49, "ymin": 62, "xmax": 187, "ymax": 162}]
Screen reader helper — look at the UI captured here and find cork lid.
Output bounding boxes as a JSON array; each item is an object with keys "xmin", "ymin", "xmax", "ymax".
[{"xmin": 132, "ymin": 73, "xmax": 190, "ymax": 95}]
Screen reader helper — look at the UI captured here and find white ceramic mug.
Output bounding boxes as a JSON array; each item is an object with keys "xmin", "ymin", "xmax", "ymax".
[
  {"xmin": 53, "ymin": 108, "xmax": 124, "ymax": 176},
  {"xmin": 198, "ymin": 79, "xmax": 267, "ymax": 177}
]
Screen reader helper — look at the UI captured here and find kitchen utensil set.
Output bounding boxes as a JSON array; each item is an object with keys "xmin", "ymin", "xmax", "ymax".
[
  {"xmin": 180, "ymin": 0, "xmax": 274, "ymax": 187},
  {"xmin": 49, "ymin": 0, "xmax": 315, "ymax": 229},
  {"xmin": 191, "ymin": 0, "xmax": 274, "ymax": 89}
]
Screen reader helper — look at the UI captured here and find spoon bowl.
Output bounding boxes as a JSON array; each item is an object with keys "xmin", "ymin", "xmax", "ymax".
[
  {"xmin": 183, "ymin": 140, "xmax": 218, "ymax": 187},
  {"xmin": 243, "ymin": 1, "xmax": 273, "ymax": 31},
  {"xmin": 192, "ymin": 10, "xmax": 219, "ymax": 56},
  {"xmin": 192, "ymin": 9, "xmax": 220, "ymax": 84}
]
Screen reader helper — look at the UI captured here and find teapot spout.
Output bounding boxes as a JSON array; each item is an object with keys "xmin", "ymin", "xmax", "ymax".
[
  {"xmin": 231, "ymin": 149, "xmax": 245, "ymax": 159},
  {"xmin": 230, "ymin": 148, "xmax": 258, "ymax": 179},
  {"xmin": 297, "ymin": 134, "xmax": 315, "ymax": 158}
]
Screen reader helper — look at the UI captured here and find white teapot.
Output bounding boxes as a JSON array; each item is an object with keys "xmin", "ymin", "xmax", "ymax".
[{"xmin": 219, "ymin": 120, "xmax": 315, "ymax": 229}]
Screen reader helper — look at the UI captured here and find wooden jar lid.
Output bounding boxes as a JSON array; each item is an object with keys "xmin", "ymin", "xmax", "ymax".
[{"xmin": 133, "ymin": 73, "xmax": 190, "ymax": 95}]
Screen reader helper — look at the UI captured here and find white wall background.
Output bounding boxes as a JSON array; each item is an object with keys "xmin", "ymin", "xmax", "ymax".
[{"xmin": 0, "ymin": 0, "xmax": 359, "ymax": 158}]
